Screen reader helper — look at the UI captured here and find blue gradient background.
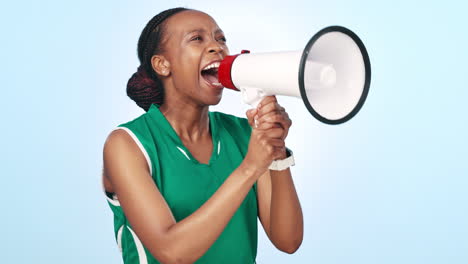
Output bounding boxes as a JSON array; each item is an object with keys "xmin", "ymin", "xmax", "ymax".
[{"xmin": 1, "ymin": 0, "xmax": 467, "ymax": 263}]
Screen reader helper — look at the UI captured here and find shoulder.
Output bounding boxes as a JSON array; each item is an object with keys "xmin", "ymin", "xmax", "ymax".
[
  {"xmin": 104, "ymin": 108, "xmax": 153, "ymax": 165},
  {"xmin": 103, "ymin": 128, "xmax": 150, "ymax": 183},
  {"xmin": 103, "ymin": 129, "xmax": 143, "ymax": 160},
  {"xmin": 113, "ymin": 109, "xmax": 156, "ymax": 147}
]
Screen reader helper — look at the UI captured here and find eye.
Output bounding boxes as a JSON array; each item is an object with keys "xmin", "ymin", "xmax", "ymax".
[
  {"xmin": 191, "ymin": 35, "xmax": 203, "ymax": 41},
  {"xmin": 217, "ymin": 36, "xmax": 227, "ymax": 43}
]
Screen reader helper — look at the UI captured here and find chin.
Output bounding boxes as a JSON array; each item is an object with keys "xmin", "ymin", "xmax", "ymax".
[
  {"xmin": 197, "ymin": 83, "xmax": 224, "ymax": 106},
  {"xmin": 206, "ymin": 93, "xmax": 223, "ymax": 106}
]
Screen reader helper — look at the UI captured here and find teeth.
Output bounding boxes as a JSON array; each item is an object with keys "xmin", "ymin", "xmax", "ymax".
[{"xmin": 203, "ymin": 62, "xmax": 220, "ymax": 71}]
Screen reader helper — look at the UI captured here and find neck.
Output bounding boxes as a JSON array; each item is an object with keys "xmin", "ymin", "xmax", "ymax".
[{"xmin": 159, "ymin": 95, "xmax": 210, "ymax": 143}]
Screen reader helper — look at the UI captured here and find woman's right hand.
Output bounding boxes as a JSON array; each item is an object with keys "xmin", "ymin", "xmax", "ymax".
[{"xmin": 242, "ymin": 107, "xmax": 286, "ymax": 178}]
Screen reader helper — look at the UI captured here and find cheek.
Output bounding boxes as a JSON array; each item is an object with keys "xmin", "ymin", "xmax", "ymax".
[
  {"xmin": 171, "ymin": 58, "xmax": 201, "ymax": 88},
  {"xmin": 172, "ymin": 50, "xmax": 199, "ymax": 76}
]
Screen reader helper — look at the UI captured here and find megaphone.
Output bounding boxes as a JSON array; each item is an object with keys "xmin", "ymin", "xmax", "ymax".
[{"xmin": 218, "ymin": 26, "xmax": 371, "ymax": 125}]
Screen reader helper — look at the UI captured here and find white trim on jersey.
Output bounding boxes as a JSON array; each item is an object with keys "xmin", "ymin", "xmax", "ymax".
[
  {"xmin": 113, "ymin": 127, "xmax": 153, "ymax": 176},
  {"xmin": 127, "ymin": 226, "xmax": 148, "ymax": 264},
  {"xmin": 117, "ymin": 225, "xmax": 124, "ymax": 252},
  {"xmin": 105, "ymin": 193, "xmax": 121, "ymax": 207},
  {"xmin": 176, "ymin": 146, "xmax": 191, "ymax": 160},
  {"xmin": 217, "ymin": 141, "xmax": 221, "ymax": 155}
]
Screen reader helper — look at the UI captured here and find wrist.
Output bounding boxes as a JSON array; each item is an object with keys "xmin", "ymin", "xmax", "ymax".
[
  {"xmin": 269, "ymin": 148, "xmax": 295, "ymax": 171},
  {"xmin": 277, "ymin": 148, "xmax": 288, "ymax": 159},
  {"xmin": 238, "ymin": 160, "xmax": 265, "ymax": 180}
]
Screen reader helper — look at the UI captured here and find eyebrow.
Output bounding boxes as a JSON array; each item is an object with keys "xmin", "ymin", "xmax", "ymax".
[{"xmin": 185, "ymin": 28, "xmax": 224, "ymax": 36}]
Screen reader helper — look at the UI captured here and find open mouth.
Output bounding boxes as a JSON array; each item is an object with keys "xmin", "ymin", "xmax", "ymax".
[{"xmin": 201, "ymin": 61, "xmax": 223, "ymax": 88}]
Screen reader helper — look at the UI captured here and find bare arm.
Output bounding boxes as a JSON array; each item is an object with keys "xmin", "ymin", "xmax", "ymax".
[
  {"xmin": 103, "ymin": 125, "xmax": 284, "ymax": 263},
  {"xmin": 257, "ymin": 168, "xmax": 303, "ymax": 253},
  {"xmin": 247, "ymin": 96, "xmax": 304, "ymax": 253}
]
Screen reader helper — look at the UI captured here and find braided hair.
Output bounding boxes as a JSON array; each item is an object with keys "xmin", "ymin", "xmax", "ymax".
[{"xmin": 127, "ymin": 7, "xmax": 190, "ymax": 111}]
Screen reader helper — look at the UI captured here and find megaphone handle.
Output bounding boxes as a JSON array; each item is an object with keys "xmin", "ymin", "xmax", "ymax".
[{"xmin": 241, "ymin": 87, "xmax": 266, "ymax": 108}]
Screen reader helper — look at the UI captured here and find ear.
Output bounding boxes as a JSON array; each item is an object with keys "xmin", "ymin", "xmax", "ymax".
[{"xmin": 151, "ymin": 55, "xmax": 171, "ymax": 77}]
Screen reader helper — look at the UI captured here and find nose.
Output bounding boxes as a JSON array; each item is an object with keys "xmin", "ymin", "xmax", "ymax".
[
  {"xmin": 208, "ymin": 40, "xmax": 224, "ymax": 54},
  {"xmin": 208, "ymin": 46, "xmax": 223, "ymax": 54}
]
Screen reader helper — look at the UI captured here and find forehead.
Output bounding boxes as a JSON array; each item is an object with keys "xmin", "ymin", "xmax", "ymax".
[{"xmin": 164, "ymin": 10, "xmax": 221, "ymax": 36}]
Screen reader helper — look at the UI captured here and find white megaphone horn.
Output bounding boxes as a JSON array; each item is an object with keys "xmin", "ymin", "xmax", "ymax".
[{"xmin": 218, "ymin": 26, "xmax": 371, "ymax": 125}]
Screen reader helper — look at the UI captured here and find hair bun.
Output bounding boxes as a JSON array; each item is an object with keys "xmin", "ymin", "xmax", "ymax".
[{"xmin": 127, "ymin": 66, "xmax": 163, "ymax": 111}]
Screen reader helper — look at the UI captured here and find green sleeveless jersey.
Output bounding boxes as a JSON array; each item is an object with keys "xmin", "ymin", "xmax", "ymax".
[{"xmin": 105, "ymin": 104, "xmax": 258, "ymax": 264}]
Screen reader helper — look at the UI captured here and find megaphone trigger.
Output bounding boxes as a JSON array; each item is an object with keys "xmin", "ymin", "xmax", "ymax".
[{"xmin": 240, "ymin": 87, "xmax": 266, "ymax": 108}]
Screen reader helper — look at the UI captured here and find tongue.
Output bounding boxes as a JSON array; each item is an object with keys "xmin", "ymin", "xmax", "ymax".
[{"xmin": 202, "ymin": 72, "xmax": 219, "ymax": 85}]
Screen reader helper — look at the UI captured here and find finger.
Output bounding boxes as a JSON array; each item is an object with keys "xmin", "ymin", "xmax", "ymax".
[
  {"xmin": 268, "ymin": 138, "xmax": 286, "ymax": 148},
  {"xmin": 257, "ymin": 116, "xmax": 291, "ymax": 141},
  {"xmin": 283, "ymin": 116, "xmax": 292, "ymax": 140},
  {"xmin": 245, "ymin": 108, "xmax": 258, "ymax": 127},
  {"xmin": 257, "ymin": 101, "xmax": 284, "ymax": 119},
  {"xmin": 279, "ymin": 113, "xmax": 292, "ymax": 139},
  {"xmin": 255, "ymin": 121, "xmax": 283, "ymax": 131},
  {"xmin": 257, "ymin": 96, "xmax": 277, "ymax": 110},
  {"xmin": 259, "ymin": 127, "xmax": 284, "ymax": 139},
  {"xmin": 282, "ymin": 125, "xmax": 290, "ymax": 140},
  {"xmin": 256, "ymin": 121, "xmax": 281, "ymax": 130},
  {"xmin": 257, "ymin": 111, "xmax": 291, "ymax": 130}
]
